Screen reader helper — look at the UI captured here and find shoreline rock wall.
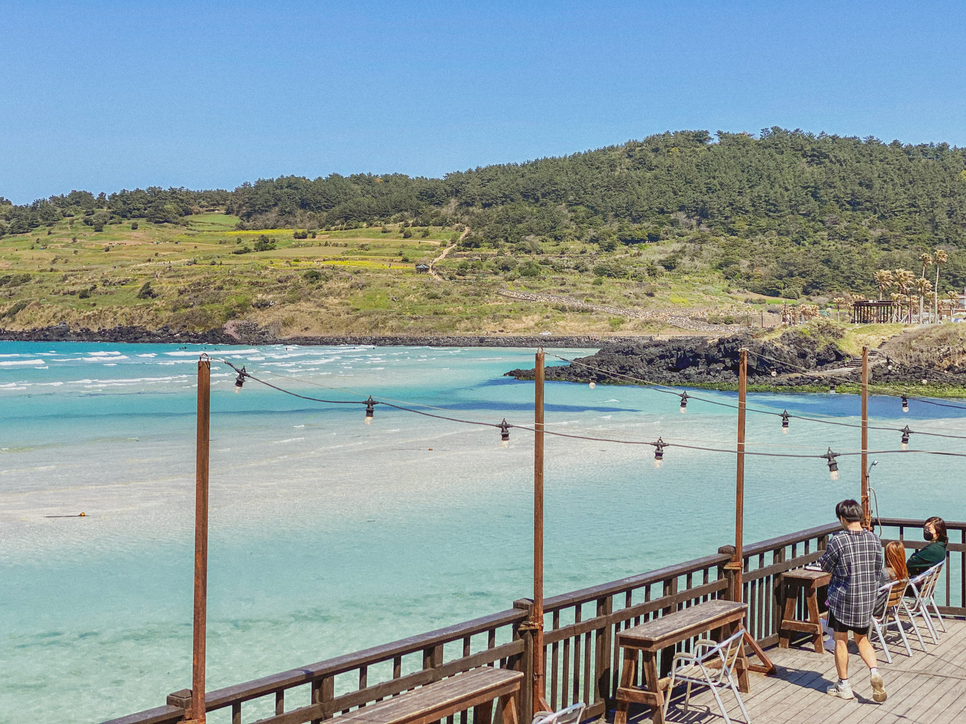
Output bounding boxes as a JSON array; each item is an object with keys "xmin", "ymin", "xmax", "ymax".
[
  {"xmin": 0, "ymin": 323, "xmax": 614, "ymax": 349},
  {"xmin": 506, "ymin": 332, "xmax": 966, "ymax": 389}
]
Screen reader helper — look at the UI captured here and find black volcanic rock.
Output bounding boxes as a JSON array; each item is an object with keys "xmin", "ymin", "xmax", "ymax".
[{"xmin": 505, "ymin": 331, "xmax": 965, "ymax": 389}]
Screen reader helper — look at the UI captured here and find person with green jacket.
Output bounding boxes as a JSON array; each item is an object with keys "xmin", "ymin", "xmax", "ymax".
[{"xmin": 907, "ymin": 517, "xmax": 947, "ymax": 577}]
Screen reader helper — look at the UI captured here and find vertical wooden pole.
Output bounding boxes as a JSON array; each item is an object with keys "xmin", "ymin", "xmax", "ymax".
[
  {"xmin": 191, "ymin": 357, "xmax": 211, "ymax": 724},
  {"xmin": 533, "ymin": 350, "xmax": 550, "ymax": 713},
  {"xmin": 732, "ymin": 348, "xmax": 746, "ymax": 597},
  {"xmin": 730, "ymin": 348, "xmax": 777, "ymax": 675},
  {"xmin": 861, "ymin": 346, "xmax": 870, "ymax": 529}
]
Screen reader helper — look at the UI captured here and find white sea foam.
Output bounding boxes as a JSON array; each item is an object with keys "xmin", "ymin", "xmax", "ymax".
[{"xmin": 0, "ymin": 359, "xmax": 45, "ymax": 367}]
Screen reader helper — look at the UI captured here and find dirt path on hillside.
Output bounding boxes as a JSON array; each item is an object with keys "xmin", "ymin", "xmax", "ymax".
[{"xmin": 428, "ymin": 227, "xmax": 469, "ymax": 281}]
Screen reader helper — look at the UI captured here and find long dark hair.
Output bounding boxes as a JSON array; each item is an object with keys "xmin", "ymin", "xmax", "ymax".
[{"xmin": 927, "ymin": 516, "xmax": 948, "ymax": 544}]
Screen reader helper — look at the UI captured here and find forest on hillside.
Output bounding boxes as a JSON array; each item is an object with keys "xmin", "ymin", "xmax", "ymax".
[{"xmin": 4, "ymin": 128, "xmax": 966, "ymax": 298}]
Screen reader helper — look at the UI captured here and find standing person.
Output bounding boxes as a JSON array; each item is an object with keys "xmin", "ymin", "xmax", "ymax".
[
  {"xmin": 818, "ymin": 499, "xmax": 887, "ymax": 703},
  {"xmin": 907, "ymin": 517, "xmax": 948, "ymax": 577}
]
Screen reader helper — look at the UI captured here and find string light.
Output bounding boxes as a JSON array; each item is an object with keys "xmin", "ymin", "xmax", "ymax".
[
  {"xmin": 902, "ymin": 395, "xmax": 909, "ymax": 413},
  {"xmin": 653, "ymin": 438, "xmax": 667, "ymax": 468},
  {"xmin": 900, "ymin": 426, "xmax": 911, "ymax": 451},
  {"xmin": 823, "ymin": 448, "xmax": 840, "ymax": 480},
  {"xmin": 215, "ymin": 359, "xmax": 966, "ymax": 469},
  {"xmin": 781, "ymin": 410, "xmax": 790, "ymax": 434},
  {"xmin": 234, "ymin": 366, "xmax": 247, "ymax": 393},
  {"xmin": 679, "ymin": 391, "xmax": 689, "ymax": 414},
  {"xmin": 589, "ymin": 382, "xmax": 596, "ymax": 389},
  {"xmin": 553, "ymin": 354, "xmax": 966, "ymax": 443},
  {"xmin": 499, "ymin": 419, "xmax": 510, "ymax": 448}
]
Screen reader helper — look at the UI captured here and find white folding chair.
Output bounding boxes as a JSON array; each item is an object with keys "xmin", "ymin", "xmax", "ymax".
[
  {"xmin": 662, "ymin": 627, "xmax": 750, "ymax": 724},
  {"xmin": 904, "ymin": 564, "xmax": 944, "ymax": 645},
  {"xmin": 919, "ymin": 561, "xmax": 947, "ymax": 635},
  {"xmin": 871, "ymin": 579, "xmax": 919, "ymax": 663},
  {"xmin": 531, "ymin": 702, "xmax": 585, "ymax": 724}
]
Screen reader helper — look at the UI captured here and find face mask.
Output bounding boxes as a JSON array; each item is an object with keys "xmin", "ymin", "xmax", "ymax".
[{"xmin": 924, "ymin": 529, "xmax": 933, "ymax": 541}]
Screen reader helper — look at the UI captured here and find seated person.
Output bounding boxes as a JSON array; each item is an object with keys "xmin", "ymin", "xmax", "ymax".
[
  {"xmin": 907, "ymin": 516, "xmax": 947, "ymax": 577},
  {"xmin": 883, "ymin": 540, "xmax": 909, "ymax": 582},
  {"xmin": 873, "ymin": 540, "xmax": 908, "ymax": 617}
]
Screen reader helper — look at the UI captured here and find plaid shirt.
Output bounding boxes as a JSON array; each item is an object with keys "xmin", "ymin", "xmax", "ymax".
[{"xmin": 818, "ymin": 529, "xmax": 883, "ymax": 628}]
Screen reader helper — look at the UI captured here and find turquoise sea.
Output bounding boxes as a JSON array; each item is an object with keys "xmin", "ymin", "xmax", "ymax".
[{"xmin": 2, "ymin": 342, "xmax": 964, "ymax": 724}]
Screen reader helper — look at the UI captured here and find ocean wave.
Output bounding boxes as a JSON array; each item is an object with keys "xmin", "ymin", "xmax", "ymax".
[
  {"xmin": 0, "ymin": 359, "xmax": 46, "ymax": 367},
  {"xmin": 81, "ymin": 356, "xmax": 130, "ymax": 363}
]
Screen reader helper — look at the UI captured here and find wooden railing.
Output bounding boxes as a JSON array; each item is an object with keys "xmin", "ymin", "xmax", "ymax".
[{"xmin": 105, "ymin": 519, "xmax": 963, "ymax": 724}]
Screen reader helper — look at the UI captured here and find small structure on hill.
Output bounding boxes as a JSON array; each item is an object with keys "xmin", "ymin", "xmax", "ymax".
[
  {"xmin": 415, "ymin": 263, "xmax": 430, "ymax": 274},
  {"xmin": 851, "ymin": 300, "xmax": 894, "ymax": 323}
]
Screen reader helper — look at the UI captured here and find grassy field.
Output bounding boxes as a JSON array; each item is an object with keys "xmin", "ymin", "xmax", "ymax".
[
  {"xmin": 0, "ymin": 211, "xmax": 767, "ymax": 337},
  {"xmin": 0, "ymin": 211, "xmax": 900, "ymax": 339}
]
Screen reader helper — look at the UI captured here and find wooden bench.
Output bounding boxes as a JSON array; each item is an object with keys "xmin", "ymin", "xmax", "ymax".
[
  {"xmin": 334, "ymin": 667, "xmax": 523, "ymax": 724},
  {"xmin": 614, "ymin": 599, "xmax": 748, "ymax": 724}
]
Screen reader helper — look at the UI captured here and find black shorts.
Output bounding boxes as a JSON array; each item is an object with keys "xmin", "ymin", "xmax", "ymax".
[{"xmin": 828, "ymin": 610, "xmax": 871, "ymax": 637}]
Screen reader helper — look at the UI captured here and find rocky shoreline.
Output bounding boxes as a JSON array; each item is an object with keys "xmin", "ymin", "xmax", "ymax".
[
  {"xmin": 506, "ymin": 332, "xmax": 966, "ymax": 389},
  {"xmin": 0, "ymin": 322, "xmax": 614, "ymax": 349}
]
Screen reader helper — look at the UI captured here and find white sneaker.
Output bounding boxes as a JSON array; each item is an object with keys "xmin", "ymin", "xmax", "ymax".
[
  {"xmin": 827, "ymin": 680, "xmax": 854, "ymax": 699},
  {"xmin": 870, "ymin": 671, "xmax": 887, "ymax": 703}
]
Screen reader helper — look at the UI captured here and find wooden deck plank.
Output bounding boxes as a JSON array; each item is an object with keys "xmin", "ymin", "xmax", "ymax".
[{"xmin": 623, "ymin": 617, "xmax": 966, "ymax": 724}]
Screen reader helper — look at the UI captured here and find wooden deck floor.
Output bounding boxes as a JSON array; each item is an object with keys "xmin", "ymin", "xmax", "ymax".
[{"xmin": 619, "ymin": 616, "xmax": 966, "ymax": 724}]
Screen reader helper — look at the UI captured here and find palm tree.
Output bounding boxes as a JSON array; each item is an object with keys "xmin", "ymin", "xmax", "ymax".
[
  {"xmin": 892, "ymin": 269, "xmax": 915, "ymax": 322},
  {"xmin": 948, "ymin": 289, "xmax": 961, "ymax": 320},
  {"xmin": 915, "ymin": 277, "xmax": 933, "ymax": 323},
  {"xmin": 889, "ymin": 292, "xmax": 901, "ymax": 323},
  {"xmin": 873, "ymin": 269, "xmax": 893, "ymax": 301},
  {"xmin": 918, "ymin": 253, "xmax": 933, "ymax": 322},
  {"xmin": 934, "ymin": 249, "xmax": 948, "ymax": 322}
]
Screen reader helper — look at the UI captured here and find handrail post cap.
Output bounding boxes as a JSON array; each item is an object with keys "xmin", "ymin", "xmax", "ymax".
[
  {"xmin": 513, "ymin": 598, "xmax": 534, "ymax": 610},
  {"xmin": 166, "ymin": 689, "xmax": 192, "ymax": 709}
]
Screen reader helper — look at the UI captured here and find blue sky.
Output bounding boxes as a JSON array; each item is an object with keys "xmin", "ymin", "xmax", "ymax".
[{"xmin": 2, "ymin": 0, "xmax": 965, "ymax": 204}]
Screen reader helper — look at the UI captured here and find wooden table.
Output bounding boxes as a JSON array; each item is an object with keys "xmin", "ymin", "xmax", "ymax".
[
  {"xmin": 333, "ymin": 667, "xmax": 523, "ymax": 724},
  {"xmin": 778, "ymin": 568, "xmax": 831, "ymax": 653},
  {"xmin": 614, "ymin": 599, "xmax": 748, "ymax": 724}
]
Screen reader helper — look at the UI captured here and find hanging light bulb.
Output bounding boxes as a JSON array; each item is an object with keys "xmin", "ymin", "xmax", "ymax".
[
  {"xmin": 653, "ymin": 437, "xmax": 667, "ymax": 469},
  {"xmin": 233, "ymin": 366, "xmax": 247, "ymax": 393},
  {"xmin": 781, "ymin": 410, "xmax": 790, "ymax": 434},
  {"xmin": 823, "ymin": 448, "xmax": 840, "ymax": 481},
  {"xmin": 589, "ymin": 382, "xmax": 596, "ymax": 389},
  {"xmin": 679, "ymin": 392, "xmax": 689, "ymax": 414},
  {"xmin": 771, "ymin": 370, "xmax": 777, "ymax": 377},
  {"xmin": 902, "ymin": 394, "xmax": 909, "ymax": 413},
  {"xmin": 829, "ymin": 382, "xmax": 836, "ymax": 394},
  {"xmin": 364, "ymin": 396, "xmax": 375, "ymax": 425},
  {"xmin": 499, "ymin": 419, "xmax": 510, "ymax": 448},
  {"xmin": 900, "ymin": 425, "xmax": 911, "ymax": 451}
]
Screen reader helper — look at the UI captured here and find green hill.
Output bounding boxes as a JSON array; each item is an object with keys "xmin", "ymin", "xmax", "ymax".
[{"xmin": 3, "ymin": 128, "xmax": 966, "ymax": 336}]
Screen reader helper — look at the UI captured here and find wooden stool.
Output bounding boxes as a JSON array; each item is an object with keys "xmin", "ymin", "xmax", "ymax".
[{"xmin": 779, "ymin": 569, "xmax": 831, "ymax": 653}]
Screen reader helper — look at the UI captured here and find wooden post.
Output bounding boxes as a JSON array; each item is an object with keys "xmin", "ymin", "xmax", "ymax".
[
  {"xmin": 861, "ymin": 346, "xmax": 870, "ymax": 529},
  {"xmin": 729, "ymin": 349, "xmax": 777, "ymax": 675},
  {"xmin": 189, "ymin": 356, "xmax": 211, "ymax": 723},
  {"xmin": 532, "ymin": 350, "xmax": 551, "ymax": 713},
  {"xmin": 728, "ymin": 348, "xmax": 747, "ymax": 597}
]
